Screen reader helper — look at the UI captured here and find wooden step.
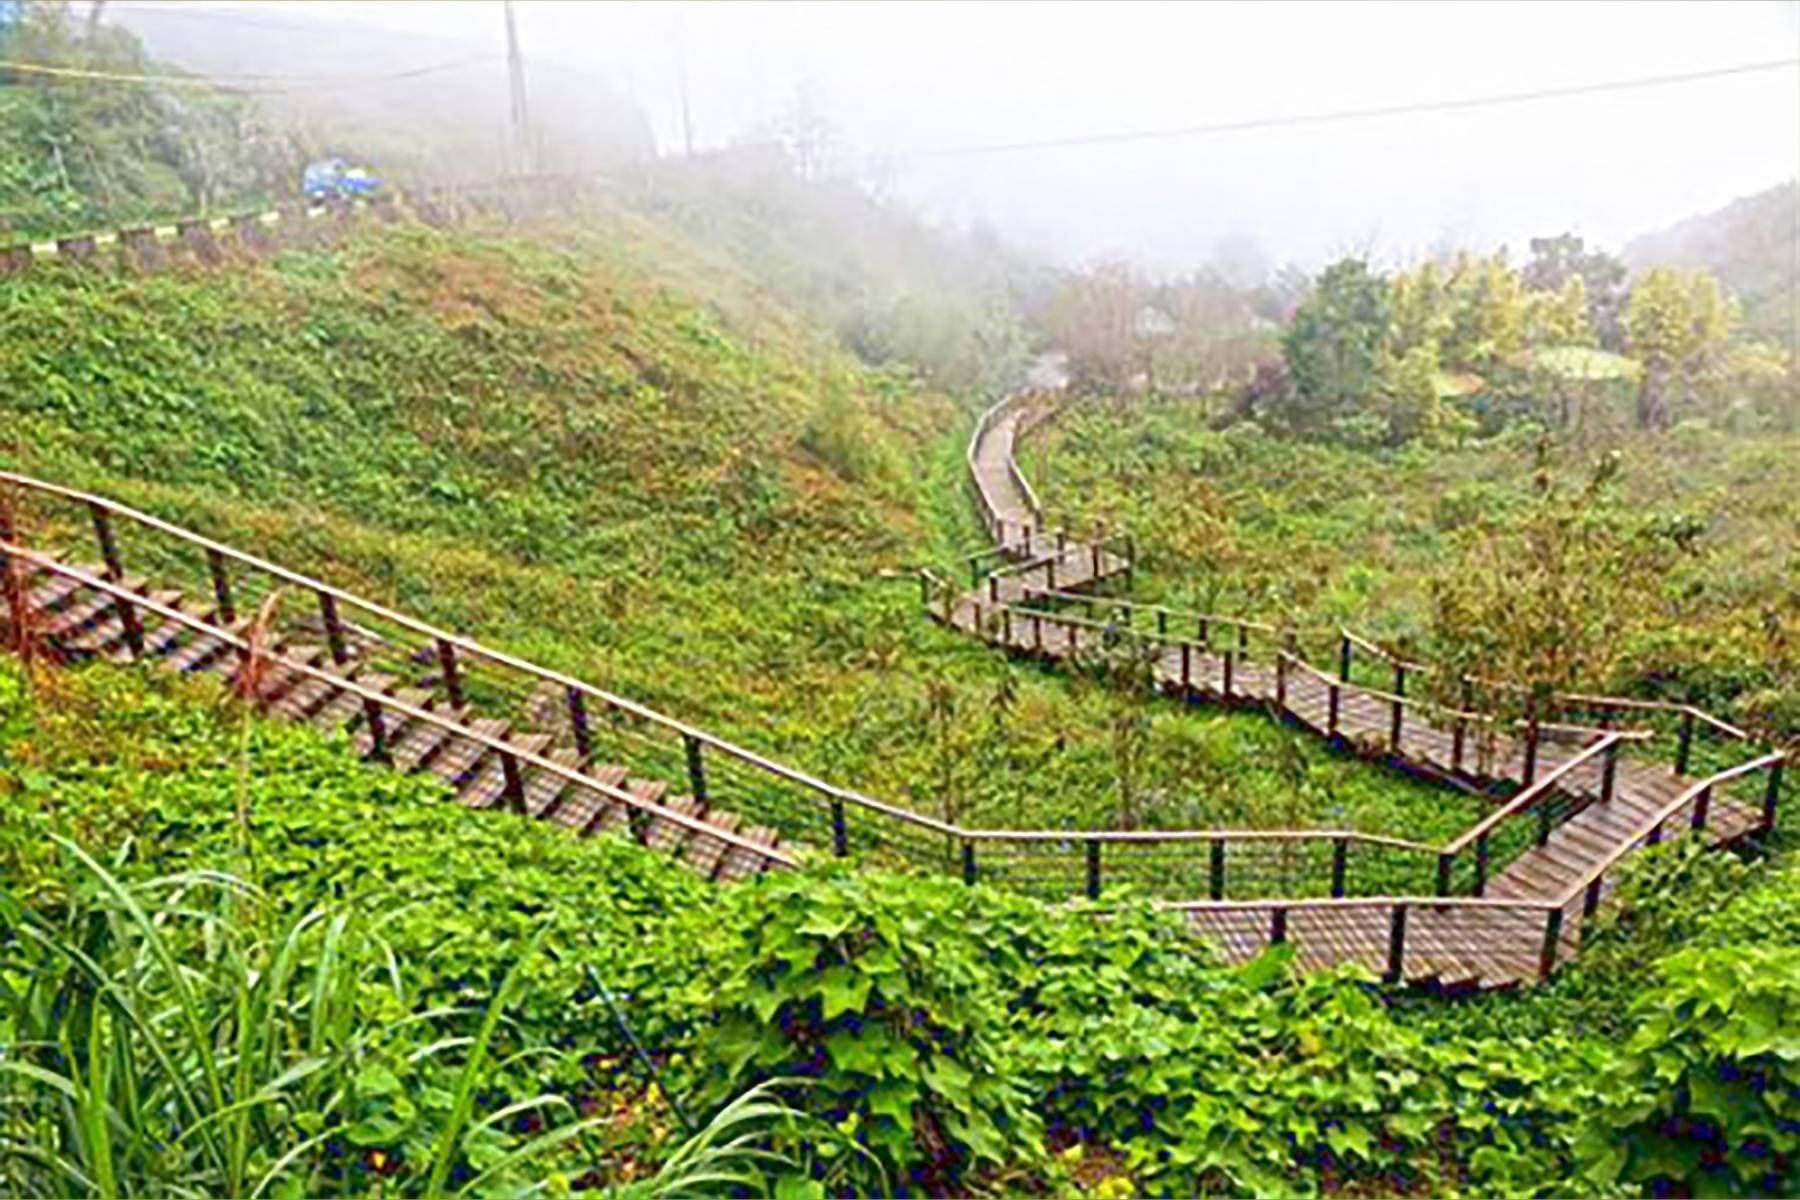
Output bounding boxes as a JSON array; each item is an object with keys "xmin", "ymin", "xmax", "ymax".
[
  {"xmin": 681, "ymin": 808, "xmax": 741, "ymax": 879},
  {"xmin": 717, "ymin": 825, "xmax": 782, "ymax": 881},
  {"xmin": 456, "ymin": 733, "xmax": 552, "ymax": 809},
  {"xmin": 524, "ymin": 748, "xmax": 585, "ymax": 816},
  {"xmin": 24, "ymin": 565, "xmax": 99, "ymax": 613},
  {"xmin": 544, "ymin": 763, "xmax": 630, "ymax": 833},
  {"xmin": 391, "ymin": 705, "xmax": 468, "ymax": 772},
  {"xmin": 45, "ymin": 579, "xmax": 146, "ymax": 639},
  {"xmin": 353, "ymin": 688, "xmax": 435, "ymax": 757},
  {"xmin": 427, "ymin": 717, "xmax": 513, "ymax": 788},
  {"xmin": 309, "ymin": 670, "xmax": 399, "ymax": 734}
]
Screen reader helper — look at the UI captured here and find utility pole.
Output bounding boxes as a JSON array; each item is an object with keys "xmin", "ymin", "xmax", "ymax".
[
  {"xmin": 503, "ymin": 0, "xmax": 534, "ymax": 175},
  {"xmin": 674, "ymin": 10, "xmax": 694, "ymax": 156}
]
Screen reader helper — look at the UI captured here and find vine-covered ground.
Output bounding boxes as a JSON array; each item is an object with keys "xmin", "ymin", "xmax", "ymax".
[{"xmin": 4, "ymin": 658, "xmax": 1797, "ymax": 1196}]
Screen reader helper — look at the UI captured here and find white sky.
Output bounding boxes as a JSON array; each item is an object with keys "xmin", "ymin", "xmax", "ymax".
[{"xmin": 124, "ymin": 0, "xmax": 1800, "ymax": 269}]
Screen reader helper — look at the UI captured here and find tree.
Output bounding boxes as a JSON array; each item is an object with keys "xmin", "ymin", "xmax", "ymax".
[
  {"xmin": 1442, "ymin": 252, "xmax": 1527, "ymax": 373},
  {"xmin": 1278, "ymin": 258, "xmax": 1392, "ymax": 430},
  {"xmin": 1525, "ymin": 275, "xmax": 1595, "ymax": 348},
  {"xmin": 1041, "ymin": 260, "xmax": 1149, "ymax": 394},
  {"xmin": 1525, "ymin": 233, "xmax": 1629, "ymax": 350},
  {"xmin": 1626, "ymin": 267, "xmax": 1735, "ymax": 429}
]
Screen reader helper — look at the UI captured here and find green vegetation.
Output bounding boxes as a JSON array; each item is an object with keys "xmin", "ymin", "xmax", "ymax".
[
  {"xmin": 0, "ymin": 211, "xmax": 1456, "ymax": 840},
  {"xmin": 1023, "ymin": 395, "xmax": 1800, "ymax": 738},
  {"xmin": 1, "ymin": 10, "xmax": 293, "ymax": 238},
  {"xmin": 5, "ymin": 659, "xmax": 1800, "ymax": 1196}
]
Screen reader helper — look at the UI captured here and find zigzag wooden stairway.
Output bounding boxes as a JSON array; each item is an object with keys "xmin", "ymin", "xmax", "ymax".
[
  {"xmin": 922, "ymin": 397, "xmax": 1788, "ymax": 989},
  {"xmin": 0, "ymin": 474, "xmax": 799, "ymax": 882}
]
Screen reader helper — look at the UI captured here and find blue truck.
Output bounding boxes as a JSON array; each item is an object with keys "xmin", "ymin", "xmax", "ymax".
[{"xmin": 301, "ymin": 159, "xmax": 383, "ymax": 203}]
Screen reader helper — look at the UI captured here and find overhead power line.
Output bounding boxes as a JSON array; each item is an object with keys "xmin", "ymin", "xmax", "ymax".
[
  {"xmin": 0, "ymin": 54, "xmax": 499, "ymax": 94},
  {"xmin": 903, "ymin": 58, "xmax": 1800, "ymax": 159}
]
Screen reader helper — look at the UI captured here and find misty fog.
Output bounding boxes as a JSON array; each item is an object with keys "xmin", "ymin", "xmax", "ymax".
[{"xmin": 109, "ymin": 0, "xmax": 1800, "ymax": 273}]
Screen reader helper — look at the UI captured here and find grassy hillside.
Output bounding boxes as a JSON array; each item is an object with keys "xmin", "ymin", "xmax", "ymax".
[
  {"xmin": 0, "ymin": 11, "xmax": 294, "ymax": 237},
  {"xmin": 6, "ymin": 658, "xmax": 1799, "ymax": 1197},
  {"xmin": 0, "ymin": 209, "xmax": 1458, "ymax": 839},
  {"xmin": 1022, "ymin": 394, "xmax": 1800, "ymax": 738}
]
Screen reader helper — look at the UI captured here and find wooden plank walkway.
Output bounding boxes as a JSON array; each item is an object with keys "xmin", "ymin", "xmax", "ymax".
[
  {"xmin": 941, "ymin": 399, "xmax": 1775, "ymax": 988},
  {"xmin": 2, "ymin": 549, "xmax": 791, "ymax": 882}
]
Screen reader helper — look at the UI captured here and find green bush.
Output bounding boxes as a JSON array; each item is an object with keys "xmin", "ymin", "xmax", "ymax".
[{"xmin": 1579, "ymin": 944, "xmax": 1800, "ymax": 1197}]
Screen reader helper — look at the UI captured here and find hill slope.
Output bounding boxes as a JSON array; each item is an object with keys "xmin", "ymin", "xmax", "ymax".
[
  {"xmin": 1624, "ymin": 179, "xmax": 1798, "ymax": 348},
  {"xmin": 0, "ymin": 202, "xmax": 1454, "ymax": 837}
]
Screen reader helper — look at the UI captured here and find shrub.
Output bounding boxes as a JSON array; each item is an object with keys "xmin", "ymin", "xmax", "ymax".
[{"xmin": 1579, "ymin": 944, "xmax": 1800, "ymax": 1197}]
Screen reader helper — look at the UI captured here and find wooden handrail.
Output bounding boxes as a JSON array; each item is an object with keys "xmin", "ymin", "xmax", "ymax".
[
  {"xmin": 1440, "ymin": 730, "xmax": 1643, "ymax": 855},
  {"xmin": 1019, "ymin": 586, "xmax": 1279, "ymax": 635},
  {"xmin": 1156, "ymin": 894, "xmax": 1554, "ymax": 915},
  {"xmin": 0, "ymin": 470, "xmax": 958, "ymax": 841},
  {"xmin": 3, "ymin": 546, "xmax": 803, "ymax": 869},
  {"xmin": 1554, "ymin": 751, "xmax": 1789, "ymax": 907},
  {"xmin": 1336, "ymin": 626, "xmax": 1750, "ymax": 743},
  {"xmin": 961, "ymin": 827, "xmax": 1438, "ymax": 852}
]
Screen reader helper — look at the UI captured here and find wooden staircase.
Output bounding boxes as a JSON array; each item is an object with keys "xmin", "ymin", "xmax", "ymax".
[
  {"xmin": 931, "ymin": 396, "xmax": 1785, "ymax": 990},
  {"xmin": 7, "ymin": 550, "xmax": 789, "ymax": 882}
]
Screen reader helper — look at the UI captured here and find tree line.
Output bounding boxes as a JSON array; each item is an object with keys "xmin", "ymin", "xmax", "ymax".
[{"xmin": 1039, "ymin": 232, "xmax": 1794, "ymax": 443}]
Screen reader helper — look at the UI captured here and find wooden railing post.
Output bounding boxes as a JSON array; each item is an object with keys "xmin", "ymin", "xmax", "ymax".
[
  {"xmin": 1328, "ymin": 682, "xmax": 1341, "ymax": 737},
  {"xmin": 206, "ymin": 547, "xmax": 236, "ymax": 625},
  {"xmin": 1583, "ymin": 877, "xmax": 1603, "ymax": 923},
  {"xmin": 1762, "ymin": 761, "xmax": 1784, "ymax": 834},
  {"xmin": 363, "ymin": 696, "xmax": 390, "ymax": 763},
  {"xmin": 1156, "ymin": 608, "xmax": 1168, "ymax": 638},
  {"xmin": 1452, "ymin": 714, "xmax": 1467, "ymax": 773},
  {"xmin": 1689, "ymin": 784, "xmax": 1711, "ymax": 832},
  {"xmin": 1475, "ymin": 835, "xmax": 1489, "ymax": 896},
  {"xmin": 1539, "ymin": 907, "xmax": 1564, "ymax": 980},
  {"xmin": 1209, "ymin": 840, "xmax": 1225, "ymax": 900},
  {"xmin": 1676, "ymin": 710, "xmax": 1697, "ymax": 775},
  {"xmin": 435, "ymin": 637, "xmax": 465, "ymax": 709},
  {"xmin": 1046, "ymin": 558, "xmax": 1057, "ymax": 591},
  {"xmin": 1033, "ymin": 613, "xmax": 1044, "ymax": 653},
  {"xmin": 1236, "ymin": 624, "xmax": 1249, "ymax": 663},
  {"xmin": 1270, "ymin": 907, "xmax": 1288, "ymax": 946},
  {"xmin": 832, "ymin": 796, "xmax": 849, "ymax": 856},
  {"xmin": 566, "ymin": 687, "xmax": 592, "ymax": 759},
  {"xmin": 1085, "ymin": 839, "xmax": 1101, "ymax": 900},
  {"xmin": 1601, "ymin": 739, "xmax": 1619, "ymax": 803},
  {"xmin": 685, "ymin": 734, "xmax": 709, "ymax": 805},
  {"xmin": 1275, "ymin": 653, "xmax": 1289, "ymax": 712},
  {"xmin": 987, "ymin": 575, "xmax": 999, "ymax": 603},
  {"xmin": 89, "ymin": 503, "xmax": 123, "ymax": 580},
  {"xmin": 1001, "ymin": 607, "xmax": 1013, "ymax": 647},
  {"xmin": 1331, "ymin": 837, "xmax": 1348, "ymax": 898},
  {"xmin": 501, "ymin": 749, "xmax": 526, "ymax": 815},
  {"xmin": 1222, "ymin": 648, "xmax": 1235, "ymax": 699},
  {"xmin": 1435, "ymin": 852, "xmax": 1452, "ymax": 897},
  {"xmin": 318, "ymin": 591, "xmax": 348, "ymax": 665},
  {"xmin": 1181, "ymin": 641, "xmax": 1192, "ymax": 692},
  {"xmin": 87, "ymin": 502, "xmax": 143, "ymax": 657},
  {"xmin": 962, "ymin": 840, "xmax": 977, "ymax": 885},
  {"xmin": 1390, "ymin": 664, "xmax": 1405, "ymax": 750},
  {"xmin": 1385, "ymin": 904, "xmax": 1407, "ymax": 984},
  {"xmin": 1338, "ymin": 633, "xmax": 1352, "ymax": 683},
  {"xmin": 1523, "ymin": 695, "xmax": 1541, "ymax": 786}
]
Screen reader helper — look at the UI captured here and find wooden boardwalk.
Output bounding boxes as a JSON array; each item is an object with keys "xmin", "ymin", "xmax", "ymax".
[
  {"xmin": 0, "ymin": 399, "xmax": 1786, "ymax": 992},
  {"xmin": 935, "ymin": 398, "xmax": 1782, "ymax": 988}
]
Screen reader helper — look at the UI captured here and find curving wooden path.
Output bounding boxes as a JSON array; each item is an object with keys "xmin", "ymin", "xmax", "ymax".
[{"xmin": 936, "ymin": 397, "xmax": 1781, "ymax": 987}]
